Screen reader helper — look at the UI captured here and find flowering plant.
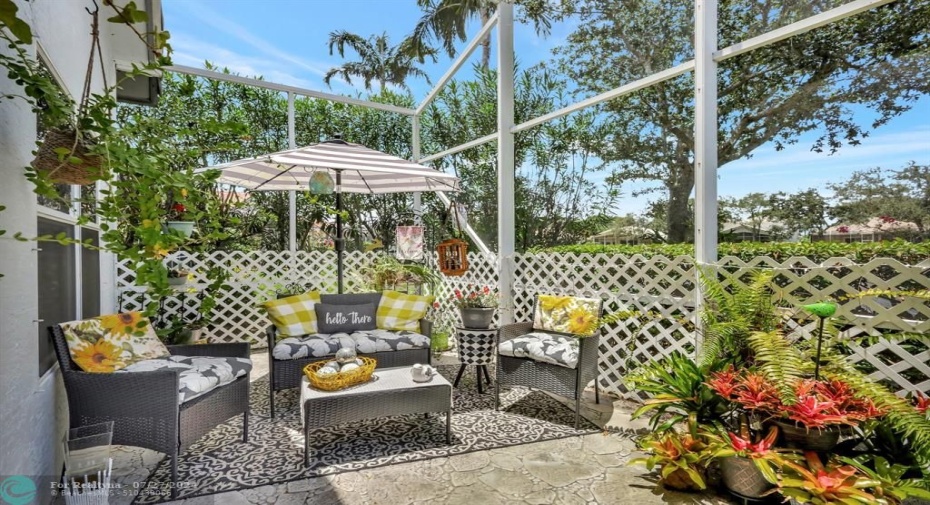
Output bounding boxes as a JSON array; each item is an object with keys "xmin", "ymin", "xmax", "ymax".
[
  {"xmin": 452, "ymin": 285, "xmax": 499, "ymax": 308},
  {"xmin": 707, "ymin": 368, "xmax": 885, "ymax": 428},
  {"xmin": 166, "ymin": 201, "xmax": 195, "ymax": 221}
]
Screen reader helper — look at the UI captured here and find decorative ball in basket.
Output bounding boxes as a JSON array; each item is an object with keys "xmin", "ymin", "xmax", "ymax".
[{"xmin": 304, "ymin": 350, "xmax": 376, "ymax": 391}]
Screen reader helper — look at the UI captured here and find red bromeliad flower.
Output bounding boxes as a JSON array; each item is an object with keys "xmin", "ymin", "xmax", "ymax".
[
  {"xmin": 707, "ymin": 367, "xmax": 741, "ymax": 399},
  {"xmin": 172, "ymin": 203, "xmax": 186, "ymax": 214},
  {"xmin": 727, "ymin": 427, "xmax": 778, "ymax": 455},
  {"xmin": 785, "ymin": 395, "xmax": 848, "ymax": 428},
  {"xmin": 735, "ymin": 373, "xmax": 782, "ymax": 412},
  {"xmin": 915, "ymin": 392, "xmax": 930, "ymax": 414}
]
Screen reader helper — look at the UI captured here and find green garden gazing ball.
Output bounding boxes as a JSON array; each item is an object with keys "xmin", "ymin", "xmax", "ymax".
[
  {"xmin": 308, "ymin": 171, "xmax": 335, "ymax": 195},
  {"xmin": 803, "ymin": 302, "xmax": 837, "ymax": 318}
]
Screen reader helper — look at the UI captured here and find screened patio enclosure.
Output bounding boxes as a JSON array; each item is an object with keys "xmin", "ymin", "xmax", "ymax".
[{"xmin": 126, "ymin": 0, "xmax": 930, "ymax": 399}]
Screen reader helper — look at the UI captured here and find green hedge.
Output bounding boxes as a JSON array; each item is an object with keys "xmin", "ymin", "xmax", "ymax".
[{"xmin": 531, "ymin": 240, "xmax": 930, "ymax": 264}]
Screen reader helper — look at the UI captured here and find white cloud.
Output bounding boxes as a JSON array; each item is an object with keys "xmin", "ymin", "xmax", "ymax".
[
  {"xmin": 170, "ymin": 34, "xmax": 316, "ymax": 89},
  {"xmin": 172, "ymin": 1, "xmax": 331, "ymax": 78}
]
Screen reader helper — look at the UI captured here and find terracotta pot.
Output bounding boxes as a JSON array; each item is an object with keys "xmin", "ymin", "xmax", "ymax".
[
  {"xmin": 721, "ymin": 456, "xmax": 773, "ymax": 499},
  {"xmin": 771, "ymin": 419, "xmax": 841, "ymax": 452},
  {"xmin": 460, "ymin": 307, "xmax": 495, "ymax": 329}
]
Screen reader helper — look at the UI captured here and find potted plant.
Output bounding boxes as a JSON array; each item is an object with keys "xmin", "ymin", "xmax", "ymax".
[
  {"xmin": 166, "ymin": 202, "xmax": 196, "ymax": 238},
  {"xmin": 713, "ymin": 425, "xmax": 783, "ymax": 499},
  {"xmin": 0, "ymin": 2, "xmax": 169, "ymax": 191},
  {"xmin": 428, "ymin": 300, "xmax": 455, "ymax": 358},
  {"xmin": 453, "ymin": 285, "xmax": 498, "ymax": 329},
  {"xmin": 707, "ymin": 369, "xmax": 885, "ymax": 451},
  {"xmin": 167, "ymin": 268, "xmax": 190, "ymax": 286},
  {"xmin": 776, "ymin": 451, "xmax": 887, "ymax": 505},
  {"xmin": 630, "ymin": 429, "xmax": 717, "ymax": 492}
]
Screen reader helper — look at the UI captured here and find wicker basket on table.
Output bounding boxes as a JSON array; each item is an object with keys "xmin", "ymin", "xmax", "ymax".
[{"xmin": 303, "ymin": 357, "xmax": 377, "ymax": 391}]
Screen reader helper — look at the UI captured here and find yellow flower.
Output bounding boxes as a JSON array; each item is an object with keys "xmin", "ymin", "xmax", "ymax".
[
  {"xmin": 98, "ymin": 312, "xmax": 144, "ymax": 337},
  {"xmin": 72, "ymin": 340, "xmax": 125, "ymax": 373},
  {"xmin": 540, "ymin": 295, "xmax": 571, "ymax": 312},
  {"xmin": 180, "ymin": 188, "xmax": 188, "ymax": 198},
  {"xmin": 150, "ymin": 244, "xmax": 170, "ymax": 258},
  {"xmin": 566, "ymin": 307, "xmax": 596, "ymax": 335}
]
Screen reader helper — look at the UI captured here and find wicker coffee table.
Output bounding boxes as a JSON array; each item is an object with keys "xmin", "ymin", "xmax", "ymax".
[{"xmin": 299, "ymin": 366, "xmax": 453, "ymax": 466}]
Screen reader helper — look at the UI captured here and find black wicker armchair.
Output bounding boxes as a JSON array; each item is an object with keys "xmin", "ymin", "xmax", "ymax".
[
  {"xmin": 494, "ymin": 299, "xmax": 602, "ymax": 429},
  {"xmin": 266, "ymin": 292, "xmax": 432, "ymax": 418},
  {"xmin": 50, "ymin": 326, "xmax": 250, "ymax": 499}
]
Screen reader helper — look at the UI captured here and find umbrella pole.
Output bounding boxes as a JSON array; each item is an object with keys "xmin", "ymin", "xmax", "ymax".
[{"xmin": 335, "ymin": 170, "xmax": 344, "ymax": 294}]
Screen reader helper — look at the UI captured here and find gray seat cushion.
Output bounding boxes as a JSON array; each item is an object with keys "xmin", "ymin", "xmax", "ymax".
[
  {"xmin": 273, "ymin": 329, "xmax": 430, "ymax": 360},
  {"xmin": 498, "ymin": 331, "xmax": 580, "ymax": 369},
  {"xmin": 118, "ymin": 355, "xmax": 252, "ymax": 403}
]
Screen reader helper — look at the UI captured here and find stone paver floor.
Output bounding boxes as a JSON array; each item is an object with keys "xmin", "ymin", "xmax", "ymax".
[{"xmin": 103, "ymin": 351, "xmax": 733, "ymax": 505}]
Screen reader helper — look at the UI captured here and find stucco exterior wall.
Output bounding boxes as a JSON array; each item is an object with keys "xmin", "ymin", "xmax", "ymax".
[{"xmin": 0, "ymin": 1, "xmax": 119, "ymax": 503}]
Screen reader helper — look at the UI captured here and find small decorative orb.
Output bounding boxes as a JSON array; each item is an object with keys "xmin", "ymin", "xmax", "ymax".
[
  {"xmin": 324, "ymin": 360, "xmax": 340, "ymax": 370},
  {"xmin": 340, "ymin": 363, "xmax": 360, "ymax": 373},
  {"xmin": 354, "ymin": 358, "xmax": 363, "ymax": 366},
  {"xmin": 308, "ymin": 171, "xmax": 335, "ymax": 195},
  {"xmin": 316, "ymin": 367, "xmax": 337, "ymax": 377},
  {"xmin": 335, "ymin": 347, "xmax": 357, "ymax": 364}
]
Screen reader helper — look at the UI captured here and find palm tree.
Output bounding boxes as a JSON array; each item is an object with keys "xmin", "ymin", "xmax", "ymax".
[
  {"xmin": 408, "ymin": 0, "xmax": 554, "ymax": 70},
  {"xmin": 324, "ymin": 31, "xmax": 436, "ymax": 91}
]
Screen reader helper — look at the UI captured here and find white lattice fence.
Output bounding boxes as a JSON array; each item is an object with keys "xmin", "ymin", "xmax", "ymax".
[
  {"xmin": 513, "ymin": 253, "xmax": 698, "ymax": 399},
  {"xmin": 116, "ymin": 250, "xmax": 930, "ymax": 397},
  {"xmin": 117, "ymin": 250, "xmax": 380, "ymax": 347},
  {"xmin": 717, "ymin": 256, "xmax": 930, "ymax": 395}
]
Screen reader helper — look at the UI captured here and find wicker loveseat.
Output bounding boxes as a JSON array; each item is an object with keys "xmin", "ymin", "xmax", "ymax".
[
  {"xmin": 266, "ymin": 292, "xmax": 432, "ymax": 417},
  {"xmin": 50, "ymin": 325, "xmax": 250, "ymax": 499}
]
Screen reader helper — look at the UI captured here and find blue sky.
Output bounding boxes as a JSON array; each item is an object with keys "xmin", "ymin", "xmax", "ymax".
[{"xmin": 164, "ymin": 0, "xmax": 930, "ymax": 215}]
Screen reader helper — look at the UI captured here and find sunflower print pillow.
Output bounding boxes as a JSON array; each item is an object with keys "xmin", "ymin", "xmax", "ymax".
[
  {"xmin": 60, "ymin": 312, "xmax": 170, "ymax": 373},
  {"xmin": 533, "ymin": 295, "xmax": 601, "ymax": 337}
]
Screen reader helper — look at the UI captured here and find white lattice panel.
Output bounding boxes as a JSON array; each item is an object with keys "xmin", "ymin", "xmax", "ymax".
[
  {"xmin": 718, "ymin": 256, "xmax": 930, "ymax": 395},
  {"xmin": 115, "ymin": 251, "xmax": 929, "ymax": 397},
  {"xmin": 513, "ymin": 253, "xmax": 698, "ymax": 400}
]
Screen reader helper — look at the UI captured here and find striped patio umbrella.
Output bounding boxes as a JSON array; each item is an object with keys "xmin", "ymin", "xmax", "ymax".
[{"xmin": 201, "ymin": 138, "xmax": 460, "ymax": 292}]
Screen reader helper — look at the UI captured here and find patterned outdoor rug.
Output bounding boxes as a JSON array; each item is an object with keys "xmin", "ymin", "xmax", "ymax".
[{"xmin": 134, "ymin": 365, "xmax": 598, "ymax": 503}]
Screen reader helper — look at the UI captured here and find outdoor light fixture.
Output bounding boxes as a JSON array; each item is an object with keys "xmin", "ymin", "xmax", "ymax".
[{"xmin": 308, "ymin": 170, "xmax": 335, "ymax": 195}]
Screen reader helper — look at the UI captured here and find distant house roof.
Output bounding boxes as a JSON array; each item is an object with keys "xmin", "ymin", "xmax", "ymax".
[
  {"xmin": 823, "ymin": 217, "xmax": 919, "ymax": 235},
  {"xmin": 588, "ymin": 225, "xmax": 665, "ymax": 243},
  {"xmin": 721, "ymin": 220, "xmax": 784, "ymax": 235}
]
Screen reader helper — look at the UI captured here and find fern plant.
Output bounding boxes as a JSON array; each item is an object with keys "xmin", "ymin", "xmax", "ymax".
[{"xmin": 698, "ymin": 269, "xmax": 783, "ymax": 368}]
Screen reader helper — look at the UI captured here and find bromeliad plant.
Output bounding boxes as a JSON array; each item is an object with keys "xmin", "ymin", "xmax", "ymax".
[
  {"xmin": 626, "ymin": 351, "xmax": 728, "ymax": 433},
  {"xmin": 707, "ymin": 370, "xmax": 885, "ymax": 429},
  {"xmin": 630, "ymin": 427, "xmax": 720, "ymax": 492},
  {"xmin": 777, "ymin": 452, "xmax": 891, "ymax": 505}
]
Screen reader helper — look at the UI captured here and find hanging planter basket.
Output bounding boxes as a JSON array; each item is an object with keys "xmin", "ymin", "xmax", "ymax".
[
  {"xmin": 166, "ymin": 221, "xmax": 196, "ymax": 238},
  {"xmin": 31, "ymin": 127, "xmax": 106, "ymax": 185},
  {"xmin": 437, "ymin": 238, "xmax": 468, "ymax": 276}
]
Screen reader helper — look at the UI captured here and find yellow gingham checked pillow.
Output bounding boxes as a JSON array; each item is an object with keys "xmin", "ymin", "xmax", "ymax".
[
  {"xmin": 261, "ymin": 291, "xmax": 321, "ymax": 337},
  {"xmin": 376, "ymin": 290, "xmax": 434, "ymax": 331}
]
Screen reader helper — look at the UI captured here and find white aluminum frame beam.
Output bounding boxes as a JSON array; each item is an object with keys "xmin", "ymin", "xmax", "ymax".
[
  {"xmin": 416, "ymin": 12, "xmax": 499, "ymax": 115},
  {"xmin": 497, "ymin": 2, "xmax": 516, "ymax": 325},
  {"xmin": 287, "ymin": 92, "xmax": 297, "ymax": 255},
  {"xmin": 714, "ymin": 0, "xmax": 895, "ymax": 62},
  {"xmin": 166, "ymin": 64, "xmax": 416, "ymax": 116},
  {"xmin": 419, "ymin": 132, "xmax": 498, "ymax": 163},
  {"xmin": 436, "ymin": 192, "xmax": 492, "ymax": 254},
  {"xmin": 512, "ymin": 61, "xmax": 695, "ymax": 134}
]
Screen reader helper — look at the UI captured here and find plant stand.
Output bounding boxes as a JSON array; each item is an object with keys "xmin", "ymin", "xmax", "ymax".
[{"xmin": 453, "ymin": 326, "xmax": 497, "ymax": 394}]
